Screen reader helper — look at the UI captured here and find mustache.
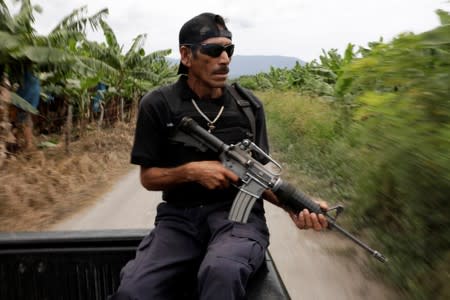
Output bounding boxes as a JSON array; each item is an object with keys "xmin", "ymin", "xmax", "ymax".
[{"xmin": 213, "ymin": 66, "xmax": 229, "ymax": 74}]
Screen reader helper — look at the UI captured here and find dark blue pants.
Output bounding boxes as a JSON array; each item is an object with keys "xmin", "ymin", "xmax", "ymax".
[{"xmin": 109, "ymin": 201, "xmax": 269, "ymax": 300}]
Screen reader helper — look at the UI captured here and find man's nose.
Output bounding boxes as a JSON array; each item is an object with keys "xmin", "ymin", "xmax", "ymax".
[{"xmin": 218, "ymin": 50, "xmax": 231, "ymax": 63}]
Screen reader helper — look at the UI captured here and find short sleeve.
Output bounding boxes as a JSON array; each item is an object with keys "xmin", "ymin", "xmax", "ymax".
[{"xmin": 130, "ymin": 90, "xmax": 171, "ymax": 167}]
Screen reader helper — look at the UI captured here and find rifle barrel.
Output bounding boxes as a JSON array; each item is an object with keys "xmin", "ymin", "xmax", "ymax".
[{"xmin": 274, "ymin": 180, "xmax": 388, "ymax": 263}]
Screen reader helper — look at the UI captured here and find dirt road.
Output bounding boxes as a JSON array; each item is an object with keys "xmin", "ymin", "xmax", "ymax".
[{"xmin": 52, "ymin": 168, "xmax": 395, "ymax": 300}]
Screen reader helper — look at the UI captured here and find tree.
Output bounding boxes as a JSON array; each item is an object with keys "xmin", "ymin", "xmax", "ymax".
[
  {"xmin": 0, "ymin": 1, "xmax": 114, "ymax": 148},
  {"xmin": 79, "ymin": 19, "xmax": 175, "ymax": 122}
]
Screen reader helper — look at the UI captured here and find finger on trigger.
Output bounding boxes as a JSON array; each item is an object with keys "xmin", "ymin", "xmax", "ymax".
[{"xmin": 224, "ymin": 168, "xmax": 239, "ymax": 183}]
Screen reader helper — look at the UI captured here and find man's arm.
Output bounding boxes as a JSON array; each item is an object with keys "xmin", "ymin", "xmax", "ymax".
[
  {"xmin": 141, "ymin": 163, "xmax": 327, "ymax": 231},
  {"xmin": 140, "ymin": 161, "xmax": 239, "ymax": 191}
]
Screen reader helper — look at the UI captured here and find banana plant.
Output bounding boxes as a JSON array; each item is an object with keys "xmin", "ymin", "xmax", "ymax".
[
  {"xmin": 319, "ymin": 43, "xmax": 356, "ymax": 81},
  {"xmin": 0, "ymin": 1, "xmax": 112, "ymax": 110},
  {"xmin": 0, "ymin": 0, "xmax": 42, "ymax": 113},
  {"xmin": 79, "ymin": 18, "xmax": 175, "ymax": 122}
]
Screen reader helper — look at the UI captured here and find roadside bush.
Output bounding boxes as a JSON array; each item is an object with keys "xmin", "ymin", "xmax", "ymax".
[
  {"xmin": 257, "ymin": 11, "xmax": 449, "ymax": 298},
  {"xmin": 335, "ymin": 10, "xmax": 450, "ymax": 299}
]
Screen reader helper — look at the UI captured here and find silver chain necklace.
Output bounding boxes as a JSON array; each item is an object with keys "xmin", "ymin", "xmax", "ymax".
[{"xmin": 191, "ymin": 99, "xmax": 225, "ymax": 132}]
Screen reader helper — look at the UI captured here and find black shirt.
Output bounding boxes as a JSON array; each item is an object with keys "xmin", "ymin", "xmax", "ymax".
[{"xmin": 131, "ymin": 76, "xmax": 269, "ymax": 207}]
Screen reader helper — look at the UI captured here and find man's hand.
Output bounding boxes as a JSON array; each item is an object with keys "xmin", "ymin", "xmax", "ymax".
[
  {"xmin": 186, "ymin": 160, "xmax": 239, "ymax": 189},
  {"xmin": 262, "ymin": 190, "xmax": 328, "ymax": 231},
  {"xmin": 289, "ymin": 200, "xmax": 328, "ymax": 231}
]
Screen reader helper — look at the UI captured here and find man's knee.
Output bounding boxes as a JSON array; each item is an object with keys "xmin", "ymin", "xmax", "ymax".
[
  {"xmin": 197, "ymin": 256, "xmax": 256, "ymax": 299},
  {"xmin": 199, "ymin": 254, "xmax": 253, "ymax": 282}
]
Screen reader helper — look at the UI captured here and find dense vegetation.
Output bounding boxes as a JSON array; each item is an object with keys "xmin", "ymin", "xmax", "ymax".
[
  {"xmin": 1, "ymin": 1, "xmax": 448, "ymax": 299},
  {"xmin": 0, "ymin": 0, "xmax": 176, "ymax": 160},
  {"xmin": 238, "ymin": 9, "xmax": 449, "ymax": 300}
]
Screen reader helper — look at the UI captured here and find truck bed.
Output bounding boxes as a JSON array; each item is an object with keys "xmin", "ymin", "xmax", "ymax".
[{"xmin": 0, "ymin": 229, "xmax": 290, "ymax": 299}]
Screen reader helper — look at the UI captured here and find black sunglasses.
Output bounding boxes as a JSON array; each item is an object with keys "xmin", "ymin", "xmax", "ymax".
[{"xmin": 184, "ymin": 43, "xmax": 235, "ymax": 58}]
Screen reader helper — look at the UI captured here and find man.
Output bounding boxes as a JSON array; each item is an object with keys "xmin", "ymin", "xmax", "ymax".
[
  {"xmin": 110, "ymin": 12, "xmax": 327, "ymax": 300},
  {"xmin": 16, "ymin": 67, "xmax": 40, "ymax": 151}
]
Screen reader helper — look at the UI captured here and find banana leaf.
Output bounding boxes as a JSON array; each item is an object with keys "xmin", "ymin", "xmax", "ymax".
[{"xmin": 10, "ymin": 92, "xmax": 39, "ymax": 114}]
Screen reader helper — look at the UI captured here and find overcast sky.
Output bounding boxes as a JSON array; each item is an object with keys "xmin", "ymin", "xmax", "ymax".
[{"xmin": 5, "ymin": 0, "xmax": 449, "ymax": 61}]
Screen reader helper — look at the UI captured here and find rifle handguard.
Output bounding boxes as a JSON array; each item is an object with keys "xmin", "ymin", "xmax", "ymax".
[{"xmin": 273, "ymin": 180, "xmax": 323, "ymax": 215}]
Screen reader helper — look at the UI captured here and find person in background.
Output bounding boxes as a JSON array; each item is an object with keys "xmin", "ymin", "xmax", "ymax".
[{"xmin": 16, "ymin": 65, "xmax": 40, "ymax": 150}]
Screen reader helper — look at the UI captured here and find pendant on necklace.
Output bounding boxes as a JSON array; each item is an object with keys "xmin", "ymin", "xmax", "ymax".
[{"xmin": 191, "ymin": 98, "xmax": 224, "ymax": 134}]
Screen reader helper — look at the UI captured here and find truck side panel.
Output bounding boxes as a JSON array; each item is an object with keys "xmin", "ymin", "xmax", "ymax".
[{"xmin": 0, "ymin": 230, "xmax": 290, "ymax": 300}]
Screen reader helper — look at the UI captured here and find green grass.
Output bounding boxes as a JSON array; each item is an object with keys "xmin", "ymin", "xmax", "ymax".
[{"xmin": 257, "ymin": 90, "xmax": 344, "ymax": 201}]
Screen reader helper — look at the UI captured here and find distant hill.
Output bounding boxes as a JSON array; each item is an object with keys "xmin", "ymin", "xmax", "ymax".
[
  {"xmin": 167, "ymin": 55, "xmax": 304, "ymax": 78},
  {"xmin": 229, "ymin": 55, "xmax": 304, "ymax": 78}
]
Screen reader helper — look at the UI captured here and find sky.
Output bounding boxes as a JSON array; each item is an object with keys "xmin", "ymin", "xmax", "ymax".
[{"xmin": 5, "ymin": 0, "xmax": 449, "ymax": 62}]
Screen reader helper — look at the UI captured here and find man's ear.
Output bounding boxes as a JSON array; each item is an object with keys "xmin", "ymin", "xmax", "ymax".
[{"xmin": 180, "ymin": 46, "xmax": 192, "ymax": 68}]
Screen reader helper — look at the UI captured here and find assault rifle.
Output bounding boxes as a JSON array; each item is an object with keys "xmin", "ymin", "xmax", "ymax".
[{"xmin": 173, "ymin": 117, "xmax": 387, "ymax": 263}]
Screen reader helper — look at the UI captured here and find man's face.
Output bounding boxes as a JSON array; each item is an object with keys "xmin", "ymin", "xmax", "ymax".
[{"xmin": 183, "ymin": 37, "xmax": 233, "ymax": 89}]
